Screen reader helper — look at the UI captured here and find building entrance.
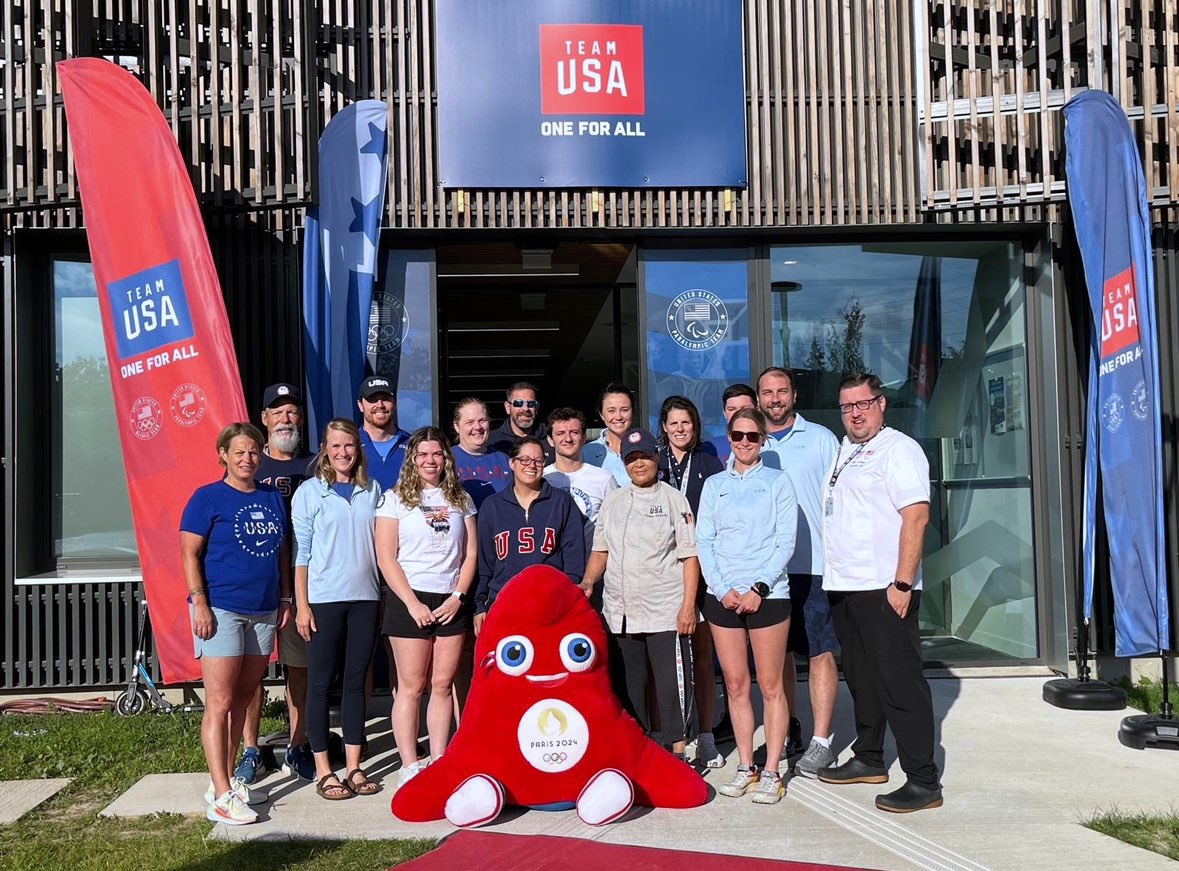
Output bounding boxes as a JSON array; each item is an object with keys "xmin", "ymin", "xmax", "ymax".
[{"xmin": 437, "ymin": 243, "xmax": 639, "ymax": 427}]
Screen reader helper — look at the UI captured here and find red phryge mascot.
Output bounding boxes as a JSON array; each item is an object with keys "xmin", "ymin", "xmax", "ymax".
[{"xmin": 392, "ymin": 565, "xmax": 708, "ymax": 826}]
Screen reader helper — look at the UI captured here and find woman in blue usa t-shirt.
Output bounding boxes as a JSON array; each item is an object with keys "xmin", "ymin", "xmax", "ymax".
[{"xmin": 180, "ymin": 422, "xmax": 290, "ymax": 826}]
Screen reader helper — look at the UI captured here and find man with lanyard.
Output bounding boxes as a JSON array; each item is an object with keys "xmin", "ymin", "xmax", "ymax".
[
  {"xmin": 757, "ymin": 366, "xmax": 840, "ymax": 776},
  {"xmin": 357, "ymin": 375, "xmax": 410, "ymax": 490},
  {"xmin": 234, "ymin": 383, "xmax": 316, "ymax": 784},
  {"xmin": 488, "ymin": 381, "xmax": 552, "ymax": 461},
  {"xmin": 818, "ymin": 372, "xmax": 942, "ymax": 813},
  {"xmin": 543, "ymin": 406, "xmax": 618, "ymax": 566},
  {"xmin": 707, "ymin": 383, "xmax": 757, "ymax": 462}
]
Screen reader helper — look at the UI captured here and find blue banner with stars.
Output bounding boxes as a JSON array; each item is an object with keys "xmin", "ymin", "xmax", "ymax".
[
  {"xmin": 303, "ymin": 101, "xmax": 389, "ymax": 445},
  {"xmin": 1065, "ymin": 90, "xmax": 1170, "ymax": 657}
]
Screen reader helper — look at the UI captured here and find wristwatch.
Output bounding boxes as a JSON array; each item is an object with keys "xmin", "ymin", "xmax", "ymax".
[
  {"xmin": 892, "ymin": 580, "xmax": 913, "ymax": 593},
  {"xmin": 451, "ymin": 590, "xmax": 468, "ymax": 603},
  {"xmin": 751, "ymin": 582, "xmax": 771, "ymax": 598}
]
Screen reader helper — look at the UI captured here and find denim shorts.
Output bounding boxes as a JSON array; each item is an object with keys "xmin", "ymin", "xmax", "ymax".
[
  {"xmin": 192, "ymin": 605, "xmax": 277, "ymax": 658},
  {"xmin": 787, "ymin": 573, "xmax": 840, "ymax": 657}
]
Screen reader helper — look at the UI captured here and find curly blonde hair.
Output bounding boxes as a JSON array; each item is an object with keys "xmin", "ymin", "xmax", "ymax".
[
  {"xmin": 313, "ymin": 418, "xmax": 369, "ymax": 489},
  {"xmin": 394, "ymin": 426, "xmax": 471, "ymax": 511}
]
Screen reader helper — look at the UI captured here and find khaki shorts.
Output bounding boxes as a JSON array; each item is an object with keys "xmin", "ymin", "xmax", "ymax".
[{"xmin": 278, "ymin": 601, "xmax": 308, "ymax": 669}]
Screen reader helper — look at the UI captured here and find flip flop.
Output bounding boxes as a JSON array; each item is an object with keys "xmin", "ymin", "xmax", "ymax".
[
  {"xmin": 316, "ymin": 773, "xmax": 354, "ymax": 800},
  {"xmin": 347, "ymin": 767, "xmax": 382, "ymax": 796}
]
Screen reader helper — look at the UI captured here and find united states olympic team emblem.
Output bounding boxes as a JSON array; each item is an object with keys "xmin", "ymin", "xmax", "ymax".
[
  {"xmin": 667, "ymin": 289, "xmax": 729, "ymax": 351},
  {"xmin": 129, "ymin": 396, "xmax": 163, "ymax": 441},
  {"xmin": 367, "ymin": 292, "xmax": 409, "ymax": 356},
  {"xmin": 1101, "ymin": 392, "xmax": 1125, "ymax": 434}
]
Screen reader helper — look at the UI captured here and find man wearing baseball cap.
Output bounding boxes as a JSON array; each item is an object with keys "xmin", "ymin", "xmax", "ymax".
[
  {"xmin": 581, "ymin": 427, "xmax": 701, "ymax": 760},
  {"xmin": 357, "ymin": 375, "xmax": 410, "ymax": 490}
]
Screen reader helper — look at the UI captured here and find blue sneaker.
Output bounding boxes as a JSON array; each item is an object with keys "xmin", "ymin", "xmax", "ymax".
[
  {"xmin": 283, "ymin": 743, "xmax": 315, "ymax": 781},
  {"xmin": 233, "ymin": 747, "xmax": 264, "ymax": 785}
]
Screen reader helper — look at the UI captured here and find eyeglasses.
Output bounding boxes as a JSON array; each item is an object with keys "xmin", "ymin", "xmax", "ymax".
[
  {"xmin": 730, "ymin": 430, "xmax": 762, "ymax": 443},
  {"xmin": 512, "ymin": 456, "xmax": 545, "ymax": 467},
  {"xmin": 838, "ymin": 396, "xmax": 883, "ymax": 414},
  {"xmin": 510, "ymin": 399, "xmax": 538, "ymax": 409}
]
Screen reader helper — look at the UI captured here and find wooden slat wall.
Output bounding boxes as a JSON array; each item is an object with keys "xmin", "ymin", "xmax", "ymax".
[{"xmin": 2, "ymin": 0, "xmax": 924, "ymax": 230}]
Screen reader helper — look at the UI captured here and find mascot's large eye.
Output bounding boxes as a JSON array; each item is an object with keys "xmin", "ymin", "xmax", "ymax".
[
  {"xmin": 495, "ymin": 635, "xmax": 535, "ymax": 676},
  {"xmin": 559, "ymin": 633, "xmax": 596, "ymax": 672}
]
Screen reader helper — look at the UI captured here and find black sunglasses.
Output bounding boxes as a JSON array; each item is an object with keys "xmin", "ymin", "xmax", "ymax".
[
  {"xmin": 730, "ymin": 430, "xmax": 762, "ymax": 443},
  {"xmin": 510, "ymin": 399, "xmax": 538, "ymax": 409}
]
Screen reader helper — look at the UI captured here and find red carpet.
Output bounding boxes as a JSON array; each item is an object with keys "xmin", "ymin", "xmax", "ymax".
[{"xmin": 397, "ymin": 831, "xmax": 877, "ymax": 870}]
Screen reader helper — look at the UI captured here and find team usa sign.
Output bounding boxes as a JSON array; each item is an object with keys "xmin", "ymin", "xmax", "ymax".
[{"xmin": 436, "ymin": 1, "xmax": 747, "ymax": 188}]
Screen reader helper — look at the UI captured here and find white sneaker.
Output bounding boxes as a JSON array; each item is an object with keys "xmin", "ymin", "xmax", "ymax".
[
  {"xmin": 717, "ymin": 765, "xmax": 760, "ymax": 797},
  {"xmin": 206, "ymin": 790, "xmax": 259, "ymax": 825},
  {"xmin": 204, "ymin": 777, "xmax": 266, "ymax": 806},
  {"xmin": 751, "ymin": 771, "xmax": 785, "ymax": 805},
  {"xmin": 398, "ymin": 759, "xmax": 428, "ymax": 788}
]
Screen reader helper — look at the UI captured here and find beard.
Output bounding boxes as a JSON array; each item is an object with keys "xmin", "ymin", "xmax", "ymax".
[{"xmin": 270, "ymin": 426, "xmax": 301, "ymax": 455}]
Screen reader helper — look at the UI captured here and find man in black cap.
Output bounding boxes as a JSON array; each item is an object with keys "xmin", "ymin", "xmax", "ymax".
[
  {"xmin": 234, "ymin": 382, "xmax": 316, "ymax": 785},
  {"xmin": 357, "ymin": 375, "xmax": 411, "ymax": 490}
]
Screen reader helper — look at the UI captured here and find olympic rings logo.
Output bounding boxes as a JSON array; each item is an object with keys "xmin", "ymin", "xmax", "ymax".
[{"xmin": 542, "ymin": 752, "xmax": 568, "ymax": 764}]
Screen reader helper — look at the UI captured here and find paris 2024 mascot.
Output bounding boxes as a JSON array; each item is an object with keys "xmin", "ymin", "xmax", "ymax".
[{"xmin": 391, "ymin": 565, "xmax": 708, "ymax": 827}]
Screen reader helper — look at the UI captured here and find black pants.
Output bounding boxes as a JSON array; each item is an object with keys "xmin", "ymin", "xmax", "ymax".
[
  {"xmin": 828, "ymin": 589, "xmax": 939, "ymax": 788},
  {"xmin": 610, "ymin": 629, "xmax": 694, "ymax": 744},
  {"xmin": 305, "ymin": 600, "xmax": 379, "ymax": 753}
]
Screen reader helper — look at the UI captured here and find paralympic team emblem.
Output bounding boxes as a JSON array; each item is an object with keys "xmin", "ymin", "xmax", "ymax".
[
  {"xmin": 367, "ymin": 291, "xmax": 409, "ymax": 356},
  {"xmin": 1130, "ymin": 379, "xmax": 1150, "ymax": 421},
  {"xmin": 516, "ymin": 698, "xmax": 589, "ymax": 773},
  {"xmin": 667, "ymin": 289, "xmax": 729, "ymax": 351},
  {"xmin": 169, "ymin": 382, "xmax": 207, "ymax": 428},
  {"xmin": 129, "ymin": 396, "xmax": 163, "ymax": 441},
  {"xmin": 1101, "ymin": 392, "xmax": 1125, "ymax": 434}
]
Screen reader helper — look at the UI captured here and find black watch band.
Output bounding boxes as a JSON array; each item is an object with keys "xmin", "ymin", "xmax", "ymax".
[
  {"xmin": 892, "ymin": 580, "xmax": 913, "ymax": 593},
  {"xmin": 751, "ymin": 582, "xmax": 771, "ymax": 599}
]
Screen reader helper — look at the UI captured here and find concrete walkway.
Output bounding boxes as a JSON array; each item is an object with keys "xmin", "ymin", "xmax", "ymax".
[
  {"xmin": 102, "ymin": 676, "xmax": 1179, "ymax": 871},
  {"xmin": 0, "ymin": 778, "xmax": 71, "ymax": 824}
]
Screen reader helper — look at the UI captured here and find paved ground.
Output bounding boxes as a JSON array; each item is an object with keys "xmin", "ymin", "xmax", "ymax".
[
  {"xmin": 0, "ymin": 778, "xmax": 71, "ymax": 824},
  {"xmin": 101, "ymin": 676, "xmax": 1179, "ymax": 871}
]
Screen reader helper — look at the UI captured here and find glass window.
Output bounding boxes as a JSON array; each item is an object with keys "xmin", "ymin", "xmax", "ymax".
[
  {"xmin": 771, "ymin": 242, "xmax": 1035, "ymax": 661},
  {"xmin": 52, "ymin": 260, "xmax": 136, "ymax": 563}
]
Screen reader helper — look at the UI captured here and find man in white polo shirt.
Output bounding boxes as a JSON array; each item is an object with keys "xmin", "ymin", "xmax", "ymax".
[
  {"xmin": 818, "ymin": 372, "xmax": 942, "ymax": 814},
  {"xmin": 757, "ymin": 367, "xmax": 841, "ymax": 778}
]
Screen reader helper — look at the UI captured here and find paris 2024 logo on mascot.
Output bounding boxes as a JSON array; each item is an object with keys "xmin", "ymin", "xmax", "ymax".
[{"xmin": 391, "ymin": 564, "xmax": 708, "ymax": 827}]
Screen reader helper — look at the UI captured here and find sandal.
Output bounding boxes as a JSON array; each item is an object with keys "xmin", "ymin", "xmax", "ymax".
[
  {"xmin": 346, "ymin": 767, "xmax": 382, "ymax": 796},
  {"xmin": 316, "ymin": 773, "xmax": 354, "ymax": 800}
]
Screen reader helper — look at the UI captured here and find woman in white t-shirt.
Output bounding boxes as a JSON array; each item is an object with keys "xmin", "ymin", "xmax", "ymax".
[{"xmin": 375, "ymin": 426, "xmax": 477, "ymax": 787}]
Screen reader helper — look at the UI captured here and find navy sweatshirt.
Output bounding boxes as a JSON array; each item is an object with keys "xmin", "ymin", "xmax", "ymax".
[{"xmin": 474, "ymin": 480, "xmax": 586, "ymax": 613}]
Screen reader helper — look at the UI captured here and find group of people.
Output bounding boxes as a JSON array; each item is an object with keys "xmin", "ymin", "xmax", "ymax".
[{"xmin": 181, "ymin": 367, "xmax": 943, "ymax": 825}]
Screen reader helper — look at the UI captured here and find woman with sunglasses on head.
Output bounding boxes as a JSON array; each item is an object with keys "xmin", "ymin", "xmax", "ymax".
[
  {"xmin": 473, "ymin": 436, "xmax": 585, "ymax": 634},
  {"xmin": 291, "ymin": 418, "xmax": 384, "ymax": 801},
  {"xmin": 696, "ymin": 408, "xmax": 798, "ymax": 806},
  {"xmin": 656, "ymin": 396, "xmax": 726, "ymax": 767},
  {"xmin": 583, "ymin": 383, "xmax": 636, "ymax": 486},
  {"xmin": 375, "ymin": 426, "xmax": 477, "ymax": 788}
]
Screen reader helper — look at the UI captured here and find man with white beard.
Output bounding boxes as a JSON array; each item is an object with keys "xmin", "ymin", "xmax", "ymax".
[{"xmin": 234, "ymin": 383, "xmax": 317, "ymax": 785}]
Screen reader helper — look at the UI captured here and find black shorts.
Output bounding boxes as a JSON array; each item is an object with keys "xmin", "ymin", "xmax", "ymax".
[
  {"xmin": 702, "ymin": 593, "xmax": 791, "ymax": 631},
  {"xmin": 786, "ymin": 574, "xmax": 840, "ymax": 657},
  {"xmin": 382, "ymin": 589, "xmax": 472, "ymax": 639}
]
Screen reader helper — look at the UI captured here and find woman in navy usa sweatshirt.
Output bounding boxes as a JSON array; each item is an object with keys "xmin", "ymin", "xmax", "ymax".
[{"xmin": 473, "ymin": 437, "xmax": 585, "ymax": 634}]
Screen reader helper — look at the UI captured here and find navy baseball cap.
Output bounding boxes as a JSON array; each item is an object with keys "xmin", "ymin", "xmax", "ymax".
[
  {"xmin": 262, "ymin": 382, "xmax": 302, "ymax": 409},
  {"xmin": 621, "ymin": 428, "xmax": 659, "ymax": 461},
  {"xmin": 359, "ymin": 375, "xmax": 396, "ymax": 400}
]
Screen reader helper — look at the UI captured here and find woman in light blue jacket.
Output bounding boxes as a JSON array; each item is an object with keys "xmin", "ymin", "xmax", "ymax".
[
  {"xmin": 696, "ymin": 407, "xmax": 798, "ymax": 806},
  {"xmin": 292, "ymin": 418, "xmax": 383, "ymax": 801}
]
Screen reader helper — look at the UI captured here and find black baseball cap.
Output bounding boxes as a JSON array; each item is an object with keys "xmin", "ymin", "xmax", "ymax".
[
  {"xmin": 262, "ymin": 382, "xmax": 302, "ymax": 409},
  {"xmin": 621, "ymin": 428, "xmax": 659, "ymax": 461},
  {"xmin": 359, "ymin": 375, "xmax": 396, "ymax": 401}
]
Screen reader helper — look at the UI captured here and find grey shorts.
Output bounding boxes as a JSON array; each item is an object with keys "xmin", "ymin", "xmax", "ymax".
[
  {"xmin": 278, "ymin": 602, "xmax": 308, "ymax": 668},
  {"xmin": 192, "ymin": 605, "xmax": 277, "ymax": 659}
]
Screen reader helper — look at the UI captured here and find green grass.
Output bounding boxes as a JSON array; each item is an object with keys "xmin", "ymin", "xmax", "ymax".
[
  {"xmin": 1120, "ymin": 676, "xmax": 1169, "ymax": 715},
  {"xmin": 0, "ymin": 709, "xmax": 433, "ymax": 871},
  {"xmin": 1086, "ymin": 810, "xmax": 1179, "ymax": 861}
]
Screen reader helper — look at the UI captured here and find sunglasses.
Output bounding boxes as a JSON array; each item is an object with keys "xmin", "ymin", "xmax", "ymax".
[
  {"xmin": 510, "ymin": 399, "xmax": 538, "ymax": 409},
  {"xmin": 730, "ymin": 430, "xmax": 762, "ymax": 443}
]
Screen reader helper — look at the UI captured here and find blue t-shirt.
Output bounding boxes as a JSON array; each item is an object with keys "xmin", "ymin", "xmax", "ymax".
[
  {"xmin": 180, "ymin": 481, "xmax": 287, "ymax": 615},
  {"xmin": 453, "ymin": 446, "xmax": 512, "ymax": 509},
  {"xmin": 331, "ymin": 482, "xmax": 354, "ymax": 501}
]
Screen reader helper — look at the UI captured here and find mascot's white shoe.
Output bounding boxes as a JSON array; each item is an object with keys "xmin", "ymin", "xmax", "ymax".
[
  {"xmin": 576, "ymin": 768, "xmax": 634, "ymax": 826},
  {"xmin": 444, "ymin": 774, "xmax": 505, "ymax": 828}
]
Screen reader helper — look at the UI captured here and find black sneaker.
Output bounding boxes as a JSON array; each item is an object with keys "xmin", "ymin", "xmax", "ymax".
[
  {"xmin": 818, "ymin": 757, "xmax": 889, "ymax": 785},
  {"xmin": 785, "ymin": 717, "xmax": 804, "ymax": 757},
  {"xmin": 875, "ymin": 781, "xmax": 943, "ymax": 813}
]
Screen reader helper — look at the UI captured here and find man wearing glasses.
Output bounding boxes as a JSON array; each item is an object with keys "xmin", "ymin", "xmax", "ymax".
[
  {"xmin": 818, "ymin": 372, "xmax": 942, "ymax": 814},
  {"xmin": 489, "ymin": 381, "xmax": 552, "ymax": 460}
]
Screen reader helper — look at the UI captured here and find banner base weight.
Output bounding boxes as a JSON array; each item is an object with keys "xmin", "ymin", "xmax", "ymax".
[{"xmin": 1042, "ymin": 678, "xmax": 1127, "ymax": 711}]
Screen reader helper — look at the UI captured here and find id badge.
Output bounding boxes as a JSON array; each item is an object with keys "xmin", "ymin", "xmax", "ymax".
[{"xmin": 824, "ymin": 494, "xmax": 834, "ymax": 517}]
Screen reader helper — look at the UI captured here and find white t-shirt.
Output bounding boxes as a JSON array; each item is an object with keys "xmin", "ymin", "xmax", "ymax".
[
  {"xmin": 821, "ymin": 427, "xmax": 930, "ymax": 592},
  {"xmin": 374, "ymin": 487, "xmax": 476, "ymax": 594},
  {"xmin": 543, "ymin": 462, "xmax": 619, "ymax": 553}
]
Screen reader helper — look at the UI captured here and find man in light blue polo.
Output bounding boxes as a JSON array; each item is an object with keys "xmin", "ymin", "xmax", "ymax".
[{"xmin": 758, "ymin": 366, "xmax": 840, "ymax": 777}]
